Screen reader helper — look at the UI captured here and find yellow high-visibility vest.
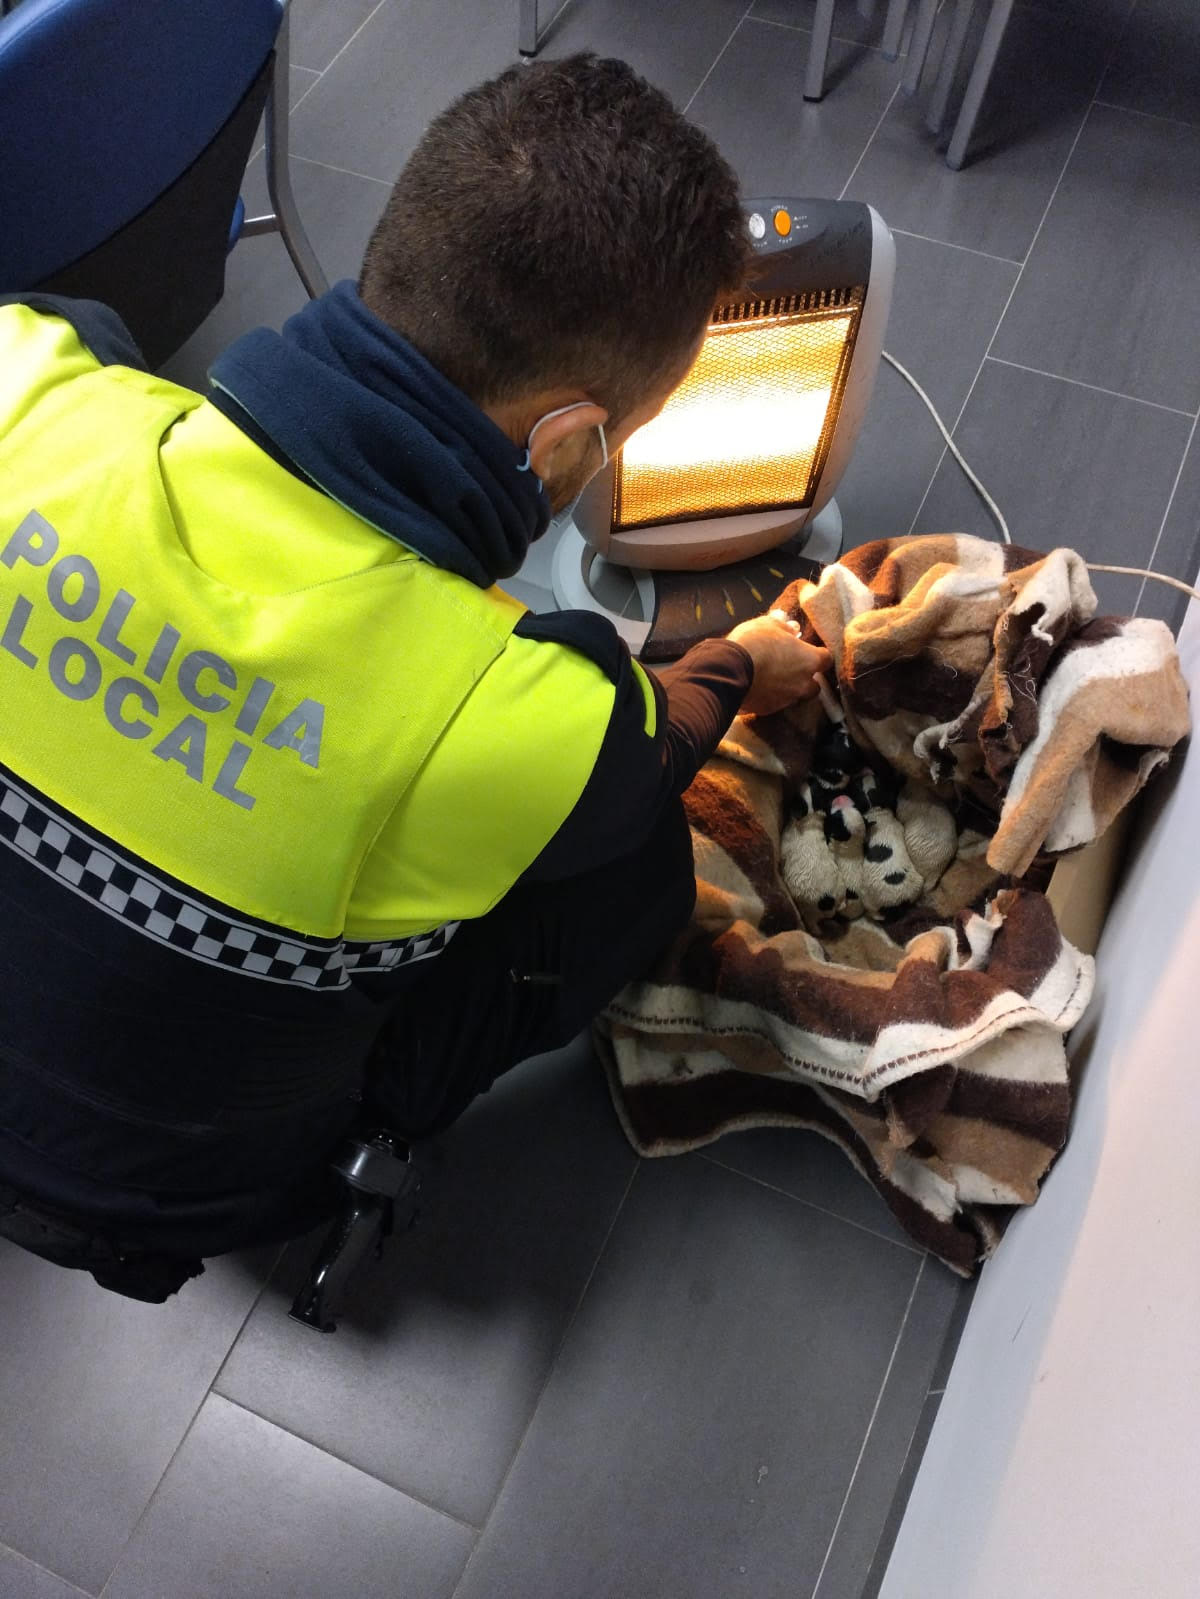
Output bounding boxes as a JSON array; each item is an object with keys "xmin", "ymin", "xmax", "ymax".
[{"xmin": 0, "ymin": 304, "xmax": 616, "ymax": 944}]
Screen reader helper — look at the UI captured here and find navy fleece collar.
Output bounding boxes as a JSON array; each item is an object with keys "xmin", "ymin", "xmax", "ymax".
[{"xmin": 207, "ymin": 280, "xmax": 550, "ymax": 587}]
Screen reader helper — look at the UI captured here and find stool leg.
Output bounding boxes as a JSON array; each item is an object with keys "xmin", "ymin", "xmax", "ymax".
[
  {"xmin": 903, "ymin": 0, "xmax": 940, "ymax": 93},
  {"xmin": 804, "ymin": 0, "xmax": 838, "ymax": 101},
  {"xmin": 927, "ymin": 0, "xmax": 975, "ymax": 133},
  {"xmin": 881, "ymin": 0, "xmax": 908, "ymax": 60},
  {"xmin": 946, "ymin": 0, "xmax": 1014, "ymax": 169},
  {"xmin": 265, "ymin": 7, "xmax": 329, "ymax": 298},
  {"xmin": 518, "ymin": 0, "xmax": 538, "ymax": 57}
]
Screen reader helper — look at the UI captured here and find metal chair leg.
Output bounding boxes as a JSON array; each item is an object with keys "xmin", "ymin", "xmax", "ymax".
[
  {"xmin": 803, "ymin": 0, "xmax": 837, "ymax": 101},
  {"xmin": 881, "ymin": 0, "xmax": 908, "ymax": 60},
  {"xmin": 946, "ymin": 0, "xmax": 1014, "ymax": 170},
  {"xmin": 518, "ymin": 0, "xmax": 539, "ymax": 57},
  {"xmin": 926, "ymin": 0, "xmax": 975, "ymax": 133},
  {"xmin": 258, "ymin": 4, "xmax": 329, "ymax": 298},
  {"xmin": 902, "ymin": 0, "xmax": 940, "ymax": 93}
]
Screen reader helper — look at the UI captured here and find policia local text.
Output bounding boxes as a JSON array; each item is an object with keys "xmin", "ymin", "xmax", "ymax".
[{"xmin": 1, "ymin": 510, "xmax": 326, "ymax": 811}]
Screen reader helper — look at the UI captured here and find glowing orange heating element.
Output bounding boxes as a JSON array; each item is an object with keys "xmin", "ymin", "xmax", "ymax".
[{"xmin": 613, "ymin": 291, "xmax": 863, "ymax": 531}]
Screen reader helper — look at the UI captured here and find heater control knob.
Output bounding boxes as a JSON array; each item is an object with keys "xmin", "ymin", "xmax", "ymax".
[
  {"xmin": 747, "ymin": 211, "xmax": 767, "ymax": 240},
  {"xmin": 773, "ymin": 208, "xmax": 792, "ymax": 238}
]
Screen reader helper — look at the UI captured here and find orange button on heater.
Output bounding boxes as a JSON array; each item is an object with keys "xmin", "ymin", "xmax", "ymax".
[{"xmin": 773, "ymin": 209, "xmax": 792, "ymax": 237}]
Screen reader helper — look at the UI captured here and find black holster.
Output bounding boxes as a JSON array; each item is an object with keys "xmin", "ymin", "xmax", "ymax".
[{"xmin": 289, "ymin": 1130, "xmax": 420, "ymax": 1333}]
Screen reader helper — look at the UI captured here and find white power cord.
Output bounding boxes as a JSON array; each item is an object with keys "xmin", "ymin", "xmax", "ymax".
[
  {"xmin": 881, "ymin": 349, "xmax": 1011, "ymax": 545},
  {"xmin": 1083, "ymin": 564, "xmax": 1200, "ymax": 603},
  {"xmin": 881, "ymin": 348, "xmax": 1200, "ymax": 606}
]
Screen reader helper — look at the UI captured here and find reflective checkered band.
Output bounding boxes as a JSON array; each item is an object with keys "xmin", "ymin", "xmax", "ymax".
[
  {"xmin": 344, "ymin": 921, "xmax": 460, "ymax": 974},
  {"xmin": 0, "ymin": 774, "xmax": 460, "ymax": 989},
  {"xmin": 0, "ymin": 774, "xmax": 353, "ymax": 988}
]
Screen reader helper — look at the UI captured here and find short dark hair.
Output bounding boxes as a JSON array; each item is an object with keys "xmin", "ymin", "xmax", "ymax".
[{"xmin": 359, "ymin": 54, "xmax": 749, "ymax": 421}]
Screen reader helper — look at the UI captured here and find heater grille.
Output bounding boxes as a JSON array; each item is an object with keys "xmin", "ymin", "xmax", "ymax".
[{"xmin": 613, "ymin": 286, "xmax": 865, "ymax": 531}]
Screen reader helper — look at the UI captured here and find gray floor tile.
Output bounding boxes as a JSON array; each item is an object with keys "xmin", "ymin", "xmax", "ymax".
[
  {"xmin": 286, "ymin": 0, "xmax": 387, "ymax": 74},
  {"xmin": 539, "ymin": 0, "xmax": 750, "ymax": 108},
  {"xmin": 700, "ymin": 1126, "xmax": 921, "ymax": 1251},
  {"xmin": 992, "ymin": 104, "xmax": 1200, "ymax": 413},
  {"xmin": 750, "ymin": 0, "xmax": 903, "ymax": 49},
  {"xmin": 1014, "ymin": 0, "xmax": 1134, "ymax": 18},
  {"xmin": 845, "ymin": 5, "xmax": 1112, "ymax": 259},
  {"xmin": 859, "ymin": 1388, "xmax": 943, "ymax": 1599},
  {"xmin": 834, "ymin": 230, "xmax": 1018, "ymax": 545},
  {"xmin": 928, "ymin": 1271, "xmax": 976, "ymax": 1393},
  {"xmin": 103, "ymin": 1395, "xmax": 472, "ymax": 1599},
  {"xmin": 454, "ymin": 1156, "xmax": 923, "ymax": 1599},
  {"xmin": 215, "ymin": 1038, "xmax": 636, "ymax": 1527},
  {"xmin": 753, "ymin": 0, "xmax": 1132, "ymax": 33},
  {"xmin": 158, "ymin": 155, "xmax": 389, "ymax": 390},
  {"xmin": 1099, "ymin": 0, "xmax": 1200, "ymax": 127},
  {"xmin": 689, "ymin": 19, "xmax": 904, "ymax": 200},
  {"xmin": 1136, "ymin": 420, "xmax": 1200, "ymax": 633},
  {"xmin": 811, "ymin": 1258, "xmax": 962, "ymax": 1599},
  {"xmin": 287, "ymin": 0, "xmax": 520, "ymax": 182},
  {"xmin": 915, "ymin": 358, "xmax": 1194, "ymax": 617},
  {"xmin": 0, "ymin": 1545, "xmax": 88, "ymax": 1599},
  {"xmin": 0, "ymin": 1244, "xmax": 278, "ymax": 1595}
]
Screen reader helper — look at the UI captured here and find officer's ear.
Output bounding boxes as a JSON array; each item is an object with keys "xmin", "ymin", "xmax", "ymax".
[{"xmin": 526, "ymin": 401, "xmax": 607, "ymax": 480}]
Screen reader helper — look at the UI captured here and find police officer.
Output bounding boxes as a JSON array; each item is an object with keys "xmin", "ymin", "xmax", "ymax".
[{"xmin": 0, "ymin": 54, "xmax": 829, "ymax": 1293}]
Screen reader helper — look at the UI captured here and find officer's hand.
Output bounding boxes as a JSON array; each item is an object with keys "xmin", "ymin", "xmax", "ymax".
[{"xmin": 728, "ymin": 611, "xmax": 833, "ymax": 716}]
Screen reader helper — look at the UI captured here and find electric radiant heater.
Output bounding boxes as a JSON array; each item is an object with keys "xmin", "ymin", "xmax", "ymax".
[{"xmin": 553, "ymin": 198, "xmax": 894, "ymax": 655}]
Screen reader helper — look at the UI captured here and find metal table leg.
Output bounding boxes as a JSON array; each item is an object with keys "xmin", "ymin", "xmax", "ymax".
[
  {"xmin": 946, "ymin": 0, "xmax": 1014, "ymax": 169},
  {"xmin": 927, "ymin": 0, "xmax": 975, "ymax": 133},
  {"xmin": 518, "ymin": 0, "xmax": 539, "ymax": 58},
  {"xmin": 803, "ymin": 0, "xmax": 837, "ymax": 101},
  {"xmin": 902, "ymin": 0, "xmax": 940, "ymax": 93},
  {"xmin": 881, "ymin": 0, "xmax": 909, "ymax": 61}
]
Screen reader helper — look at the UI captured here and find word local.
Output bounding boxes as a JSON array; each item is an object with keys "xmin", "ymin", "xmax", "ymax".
[{"xmin": 1, "ymin": 510, "xmax": 326, "ymax": 811}]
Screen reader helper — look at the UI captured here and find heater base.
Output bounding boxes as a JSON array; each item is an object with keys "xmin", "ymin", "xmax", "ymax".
[{"xmin": 550, "ymin": 500, "xmax": 843, "ymax": 659}]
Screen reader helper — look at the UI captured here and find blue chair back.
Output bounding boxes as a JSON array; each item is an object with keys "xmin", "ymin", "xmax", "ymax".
[{"xmin": 0, "ymin": 0, "xmax": 282, "ymax": 287}]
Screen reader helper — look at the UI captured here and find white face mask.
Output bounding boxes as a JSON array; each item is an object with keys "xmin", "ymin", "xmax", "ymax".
[{"xmin": 516, "ymin": 400, "xmax": 609, "ymax": 490}]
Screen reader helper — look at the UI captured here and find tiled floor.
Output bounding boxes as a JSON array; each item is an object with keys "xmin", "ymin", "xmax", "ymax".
[{"xmin": 3, "ymin": 0, "xmax": 1198, "ymax": 1595}]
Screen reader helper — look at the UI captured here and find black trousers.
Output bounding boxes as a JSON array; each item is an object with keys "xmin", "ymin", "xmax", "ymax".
[
  {"xmin": 365, "ymin": 798, "xmax": 697, "ymax": 1138},
  {"xmin": 0, "ymin": 802, "xmax": 695, "ymax": 1283}
]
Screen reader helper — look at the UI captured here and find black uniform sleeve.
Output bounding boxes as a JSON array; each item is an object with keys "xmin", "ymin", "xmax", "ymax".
[
  {"xmin": 516, "ymin": 610, "xmax": 753, "ymax": 882},
  {"xmin": 653, "ymin": 639, "xmax": 756, "ymax": 788},
  {"xmin": 0, "ymin": 293, "xmax": 148, "ymax": 370}
]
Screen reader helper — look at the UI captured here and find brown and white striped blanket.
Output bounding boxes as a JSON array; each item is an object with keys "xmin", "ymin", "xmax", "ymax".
[{"xmin": 598, "ymin": 535, "xmax": 1190, "ymax": 1273}]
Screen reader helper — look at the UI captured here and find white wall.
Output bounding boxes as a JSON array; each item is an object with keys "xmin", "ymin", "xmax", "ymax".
[{"xmin": 880, "ymin": 600, "xmax": 1200, "ymax": 1599}]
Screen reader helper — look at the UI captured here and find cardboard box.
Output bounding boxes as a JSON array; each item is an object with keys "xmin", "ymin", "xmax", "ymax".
[{"xmin": 1045, "ymin": 804, "xmax": 1135, "ymax": 956}]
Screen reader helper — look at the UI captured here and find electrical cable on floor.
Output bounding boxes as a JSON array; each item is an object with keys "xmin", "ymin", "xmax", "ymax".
[
  {"xmin": 882, "ymin": 348, "xmax": 1200, "ymax": 607},
  {"xmin": 881, "ymin": 348, "xmax": 1011, "ymax": 545},
  {"xmin": 1084, "ymin": 564, "xmax": 1200, "ymax": 602}
]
